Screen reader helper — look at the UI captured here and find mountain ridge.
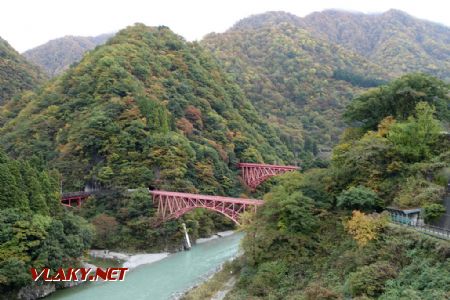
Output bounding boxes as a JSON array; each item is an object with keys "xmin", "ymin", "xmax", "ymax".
[
  {"xmin": 23, "ymin": 33, "xmax": 114, "ymax": 77},
  {"xmin": 229, "ymin": 9, "xmax": 450, "ymax": 79}
]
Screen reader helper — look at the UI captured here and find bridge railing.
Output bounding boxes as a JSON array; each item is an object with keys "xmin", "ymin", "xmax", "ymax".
[
  {"xmin": 390, "ymin": 213, "xmax": 450, "ymax": 240},
  {"xmin": 237, "ymin": 162, "xmax": 299, "ymax": 170},
  {"xmin": 61, "ymin": 191, "xmax": 92, "ymax": 198}
]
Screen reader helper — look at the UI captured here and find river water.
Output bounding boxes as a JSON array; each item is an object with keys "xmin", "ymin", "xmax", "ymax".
[{"xmin": 47, "ymin": 232, "xmax": 244, "ymax": 300}]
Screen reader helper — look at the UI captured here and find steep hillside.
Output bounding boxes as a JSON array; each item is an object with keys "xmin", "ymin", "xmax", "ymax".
[
  {"xmin": 0, "ymin": 37, "xmax": 45, "ymax": 104},
  {"xmin": 303, "ymin": 9, "xmax": 450, "ymax": 80},
  {"xmin": 0, "ymin": 24, "xmax": 292, "ymax": 195},
  {"xmin": 202, "ymin": 10, "xmax": 450, "ymax": 160},
  {"xmin": 203, "ymin": 16, "xmax": 388, "ymax": 160},
  {"xmin": 23, "ymin": 33, "xmax": 114, "ymax": 77}
]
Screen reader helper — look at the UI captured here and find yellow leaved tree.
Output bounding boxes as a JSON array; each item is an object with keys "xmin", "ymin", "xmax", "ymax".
[{"xmin": 345, "ymin": 210, "xmax": 388, "ymax": 247}]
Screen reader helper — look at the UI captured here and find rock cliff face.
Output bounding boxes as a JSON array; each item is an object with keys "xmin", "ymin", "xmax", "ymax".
[
  {"xmin": 16, "ymin": 262, "xmax": 96, "ymax": 299},
  {"xmin": 432, "ymin": 183, "xmax": 450, "ymax": 229},
  {"xmin": 17, "ymin": 283, "xmax": 56, "ymax": 300}
]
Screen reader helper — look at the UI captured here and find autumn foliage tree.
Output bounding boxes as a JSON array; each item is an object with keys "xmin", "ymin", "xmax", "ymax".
[{"xmin": 345, "ymin": 211, "xmax": 388, "ymax": 247}]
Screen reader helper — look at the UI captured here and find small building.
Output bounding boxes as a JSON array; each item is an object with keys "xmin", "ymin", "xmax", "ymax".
[{"xmin": 387, "ymin": 207, "xmax": 422, "ymax": 226}]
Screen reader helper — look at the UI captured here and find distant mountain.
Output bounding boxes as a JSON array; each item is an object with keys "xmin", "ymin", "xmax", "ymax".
[
  {"xmin": 231, "ymin": 10, "xmax": 450, "ymax": 80},
  {"xmin": 202, "ymin": 10, "xmax": 450, "ymax": 159},
  {"xmin": 202, "ymin": 12, "xmax": 389, "ymax": 160},
  {"xmin": 23, "ymin": 33, "xmax": 114, "ymax": 77},
  {"xmin": 1, "ymin": 24, "xmax": 292, "ymax": 193},
  {"xmin": 0, "ymin": 37, "xmax": 45, "ymax": 104},
  {"xmin": 302, "ymin": 9, "xmax": 450, "ymax": 80}
]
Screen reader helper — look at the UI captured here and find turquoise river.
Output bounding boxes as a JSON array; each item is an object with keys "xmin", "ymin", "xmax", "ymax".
[{"xmin": 47, "ymin": 232, "xmax": 244, "ymax": 300}]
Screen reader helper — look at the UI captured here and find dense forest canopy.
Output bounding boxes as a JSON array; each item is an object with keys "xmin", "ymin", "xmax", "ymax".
[{"xmin": 0, "ymin": 37, "xmax": 46, "ymax": 104}]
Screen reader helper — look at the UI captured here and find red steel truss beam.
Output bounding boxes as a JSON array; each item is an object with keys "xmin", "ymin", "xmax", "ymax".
[
  {"xmin": 150, "ymin": 190, "xmax": 263, "ymax": 225},
  {"xmin": 237, "ymin": 162, "xmax": 300, "ymax": 189}
]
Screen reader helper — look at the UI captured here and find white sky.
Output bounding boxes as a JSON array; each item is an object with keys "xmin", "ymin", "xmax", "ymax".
[{"xmin": 2, "ymin": 0, "xmax": 450, "ymax": 52}]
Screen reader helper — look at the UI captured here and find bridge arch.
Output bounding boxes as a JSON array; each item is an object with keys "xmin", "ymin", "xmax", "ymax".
[
  {"xmin": 238, "ymin": 163, "xmax": 300, "ymax": 189},
  {"xmin": 150, "ymin": 190, "xmax": 263, "ymax": 226},
  {"xmin": 159, "ymin": 206, "xmax": 240, "ymax": 225}
]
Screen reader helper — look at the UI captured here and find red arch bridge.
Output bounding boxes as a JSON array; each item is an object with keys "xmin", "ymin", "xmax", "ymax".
[
  {"xmin": 150, "ymin": 190, "xmax": 263, "ymax": 225},
  {"xmin": 238, "ymin": 163, "xmax": 299, "ymax": 189},
  {"xmin": 60, "ymin": 162, "xmax": 298, "ymax": 223},
  {"xmin": 61, "ymin": 190, "xmax": 263, "ymax": 225},
  {"xmin": 61, "ymin": 191, "xmax": 91, "ymax": 207}
]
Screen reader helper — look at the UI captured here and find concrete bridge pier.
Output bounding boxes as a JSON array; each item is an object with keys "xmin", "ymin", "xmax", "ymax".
[{"xmin": 182, "ymin": 223, "xmax": 191, "ymax": 250}]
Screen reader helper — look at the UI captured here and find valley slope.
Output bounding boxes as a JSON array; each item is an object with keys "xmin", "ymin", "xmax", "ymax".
[{"xmin": 0, "ymin": 37, "xmax": 45, "ymax": 104}]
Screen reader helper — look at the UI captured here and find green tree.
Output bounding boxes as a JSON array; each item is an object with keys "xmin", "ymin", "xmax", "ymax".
[
  {"xmin": 0, "ymin": 152, "xmax": 28, "ymax": 210},
  {"xmin": 345, "ymin": 73, "xmax": 449, "ymax": 130},
  {"xmin": 337, "ymin": 186, "xmax": 382, "ymax": 211},
  {"xmin": 20, "ymin": 162, "xmax": 49, "ymax": 215},
  {"xmin": 345, "ymin": 261, "xmax": 398, "ymax": 297},
  {"xmin": 423, "ymin": 203, "xmax": 446, "ymax": 223},
  {"xmin": 388, "ymin": 102, "xmax": 443, "ymax": 162}
]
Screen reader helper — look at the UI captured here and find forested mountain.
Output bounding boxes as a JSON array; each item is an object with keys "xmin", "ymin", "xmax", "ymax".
[
  {"xmin": 0, "ymin": 37, "xmax": 45, "ymax": 104},
  {"xmin": 302, "ymin": 9, "xmax": 450, "ymax": 80},
  {"xmin": 202, "ymin": 15, "xmax": 388, "ymax": 161},
  {"xmin": 23, "ymin": 33, "xmax": 114, "ymax": 77},
  {"xmin": 231, "ymin": 9, "xmax": 450, "ymax": 80},
  {"xmin": 203, "ymin": 10, "xmax": 450, "ymax": 161},
  {"xmin": 0, "ymin": 24, "xmax": 292, "ymax": 195}
]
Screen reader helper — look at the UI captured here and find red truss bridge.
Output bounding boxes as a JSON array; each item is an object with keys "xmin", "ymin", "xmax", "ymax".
[
  {"xmin": 238, "ymin": 163, "xmax": 300, "ymax": 189},
  {"xmin": 150, "ymin": 190, "xmax": 263, "ymax": 225},
  {"xmin": 61, "ymin": 191, "xmax": 92, "ymax": 207}
]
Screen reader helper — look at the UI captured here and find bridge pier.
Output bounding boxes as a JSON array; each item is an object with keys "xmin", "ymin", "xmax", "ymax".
[{"xmin": 182, "ymin": 223, "xmax": 191, "ymax": 250}]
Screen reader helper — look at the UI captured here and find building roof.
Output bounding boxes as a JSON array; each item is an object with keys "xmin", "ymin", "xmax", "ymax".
[{"xmin": 387, "ymin": 207, "xmax": 422, "ymax": 214}]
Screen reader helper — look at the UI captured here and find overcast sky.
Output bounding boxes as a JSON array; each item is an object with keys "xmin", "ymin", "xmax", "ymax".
[{"xmin": 2, "ymin": 0, "xmax": 450, "ymax": 52}]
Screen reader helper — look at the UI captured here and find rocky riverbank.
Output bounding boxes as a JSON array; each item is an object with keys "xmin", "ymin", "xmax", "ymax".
[
  {"xmin": 180, "ymin": 259, "xmax": 239, "ymax": 300},
  {"xmin": 89, "ymin": 250, "xmax": 170, "ymax": 269},
  {"xmin": 195, "ymin": 230, "xmax": 235, "ymax": 244}
]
